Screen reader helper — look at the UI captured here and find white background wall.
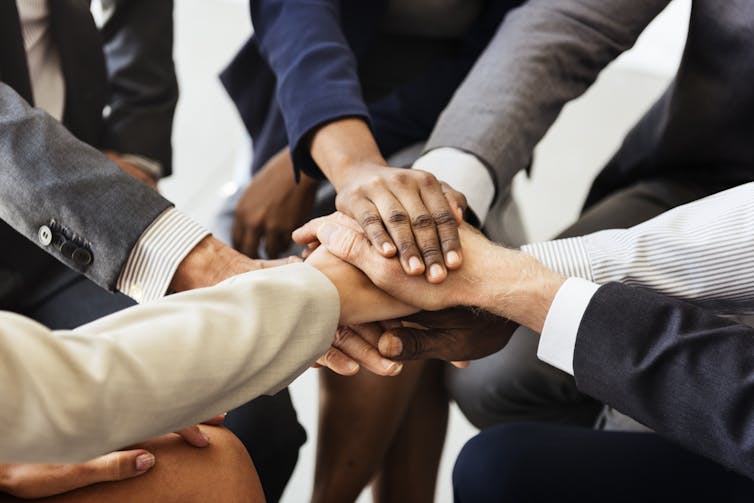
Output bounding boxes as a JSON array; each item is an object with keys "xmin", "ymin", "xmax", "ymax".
[{"xmin": 163, "ymin": 1, "xmax": 691, "ymax": 501}]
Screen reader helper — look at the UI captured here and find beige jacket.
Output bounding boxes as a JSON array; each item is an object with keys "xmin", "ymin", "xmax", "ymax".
[{"xmin": 0, "ymin": 263, "xmax": 339, "ymax": 463}]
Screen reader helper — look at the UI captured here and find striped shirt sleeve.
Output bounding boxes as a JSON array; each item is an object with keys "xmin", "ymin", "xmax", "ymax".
[
  {"xmin": 522, "ymin": 182, "xmax": 754, "ymax": 315},
  {"xmin": 116, "ymin": 208, "xmax": 209, "ymax": 303}
]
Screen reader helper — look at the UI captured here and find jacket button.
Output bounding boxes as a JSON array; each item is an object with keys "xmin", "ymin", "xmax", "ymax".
[
  {"xmin": 38, "ymin": 225, "xmax": 52, "ymax": 246},
  {"xmin": 60, "ymin": 240, "xmax": 77, "ymax": 259},
  {"xmin": 72, "ymin": 248, "xmax": 93, "ymax": 266}
]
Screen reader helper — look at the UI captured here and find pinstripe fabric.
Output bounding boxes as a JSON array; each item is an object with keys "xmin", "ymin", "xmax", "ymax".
[
  {"xmin": 116, "ymin": 208, "xmax": 209, "ymax": 303},
  {"xmin": 522, "ymin": 183, "xmax": 754, "ymax": 315}
]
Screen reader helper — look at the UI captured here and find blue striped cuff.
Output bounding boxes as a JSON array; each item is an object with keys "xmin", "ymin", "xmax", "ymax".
[{"xmin": 116, "ymin": 208, "xmax": 209, "ymax": 303}]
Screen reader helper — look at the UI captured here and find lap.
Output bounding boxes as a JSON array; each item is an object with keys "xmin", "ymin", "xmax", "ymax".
[{"xmin": 453, "ymin": 423, "xmax": 754, "ymax": 503}]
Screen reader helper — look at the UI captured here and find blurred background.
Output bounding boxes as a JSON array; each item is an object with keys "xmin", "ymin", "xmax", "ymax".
[{"xmin": 161, "ymin": 1, "xmax": 691, "ymax": 500}]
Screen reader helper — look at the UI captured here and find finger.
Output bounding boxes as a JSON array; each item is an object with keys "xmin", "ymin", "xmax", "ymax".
[
  {"xmin": 333, "ymin": 325, "xmax": 402, "ymax": 376},
  {"xmin": 316, "ymin": 346, "xmax": 360, "ymax": 376},
  {"xmin": 451, "ymin": 360, "xmax": 470, "ymax": 368},
  {"xmin": 292, "ymin": 212, "xmax": 362, "ymax": 245},
  {"xmin": 81, "ymin": 449, "xmax": 156, "ymax": 483},
  {"xmin": 340, "ymin": 194, "xmax": 399, "ymax": 259},
  {"xmin": 427, "ymin": 185, "xmax": 464, "ymax": 269},
  {"xmin": 264, "ymin": 229, "xmax": 289, "ymax": 259},
  {"xmin": 176, "ymin": 425, "xmax": 211, "ymax": 447},
  {"xmin": 441, "ymin": 182, "xmax": 468, "ymax": 225},
  {"xmin": 241, "ymin": 225, "xmax": 262, "ymax": 259},
  {"xmin": 392, "ymin": 185, "xmax": 446, "ymax": 283},
  {"xmin": 202, "ymin": 413, "xmax": 227, "ymax": 425},
  {"xmin": 367, "ymin": 189, "xmax": 427, "ymax": 274},
  {"xmin": 378, "ymin": 327, "xmax": 443, "ymax": 361}
]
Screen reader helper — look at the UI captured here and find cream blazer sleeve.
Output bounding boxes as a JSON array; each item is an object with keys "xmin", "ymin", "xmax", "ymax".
[{"xmin": 0, "ymin": 263, "xmax": 339, "ymax": 463}]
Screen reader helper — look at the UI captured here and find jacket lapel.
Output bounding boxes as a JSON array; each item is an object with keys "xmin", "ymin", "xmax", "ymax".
[{"xmin": 0, "ymin": 0, "xmax": 34, "ymax": 103}]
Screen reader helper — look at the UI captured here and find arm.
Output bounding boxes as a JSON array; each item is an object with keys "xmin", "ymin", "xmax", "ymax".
[
  {"xmin": 522, "ymin": 182, "xmax": 754, "ymax": 314},
  {"xmin": 422, "ymin": 0, "xmax": 670, "ymax": 200},
  {"xmin": 98, "ymin": 0, "xmax": 177, "ymax": 176},
  {"xmin": 0, "ymin": 264, "xmax": 337, "ymax": 464}
]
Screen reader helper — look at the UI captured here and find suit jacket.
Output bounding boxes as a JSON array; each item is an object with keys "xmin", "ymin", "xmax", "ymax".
[
  {"xmin": 220, "ymin": 0, "xmax": 520, "ymax": 177},
  {"xmin": 425, "ymin": 0, "xmax": 754, "ymax": 208},
  {"xmin": 0, "ymin": 0, "xmax": 178, "ymax": 306},
  {"xmin": 0, "ymin": 263, "xmax": 339, "ymax": 464},
  {"xmin": 574, "ymin": 282, "xmax": 754, "ymax": 480}
]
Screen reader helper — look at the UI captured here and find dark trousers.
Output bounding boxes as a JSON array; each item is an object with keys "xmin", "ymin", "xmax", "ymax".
[
  {"xmin": 15, "ymin": 265, "xmax": 304, "ymax": 503},
  {"xmin": 453, "ymin": 423, "xmax": 754, "ymax": 503}
]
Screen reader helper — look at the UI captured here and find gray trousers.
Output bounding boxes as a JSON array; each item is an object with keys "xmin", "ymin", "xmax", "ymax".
[{"xmin": 446, "ymin": 177, "xmax": 721, "ymax": 430}]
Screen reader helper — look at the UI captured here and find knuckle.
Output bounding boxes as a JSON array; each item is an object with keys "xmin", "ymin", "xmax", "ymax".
[
  {"xmin": 411, "ymin": 213, "xmax": 435, "ymax": 230},
  {"xmin": 397, "ymin": 239, "xmax": 417, "ymax": 255},
  {"xmin": 359, "ymin": 212, "xmax": 384, "ymax": 229},
  {"xmin": 433, "ymin": 210, "xmax": 456, "ymax": 227},
  {"xmin": 387, "ymin": 210, "xmax": 409, "ymax": 225},
  {"xmin": 417, "ymin": 170, "xmax": 437, "ymax": 186},
  {"xmin": 333, "ymin": 327, "xmax": 351, "ymax": 347},
  {"xmin": 366, "ymin": 175, "xmax": 385, "ymax": 189}
]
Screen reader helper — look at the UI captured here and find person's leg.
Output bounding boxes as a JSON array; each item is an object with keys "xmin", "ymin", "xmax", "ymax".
[
  {"xmin": 372, "ymin": 360, "xmax": 449, "ymax": 503},
  {"xmin": 0, "ymin": 426, "xmax": 264, "ymax": 503},
  {"xmin": 312, "ymin": 362, "xmax": 434, "ymax": 503},
  {"xmin": 447, "ymin": 178, "xmax": 720, "ymax": 429},
  {"xmin": 453, "ymin": 423, "xmax": 754, "ymax": 503}
]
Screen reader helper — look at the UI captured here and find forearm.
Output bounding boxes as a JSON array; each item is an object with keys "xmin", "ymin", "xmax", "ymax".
[
  {"xmin": 0, "ymin": 264, "xmax": 338, "ymax": 464},
  {"xmin": 309, "ymin": 118, "xmax": 387, "ymax": 190}
]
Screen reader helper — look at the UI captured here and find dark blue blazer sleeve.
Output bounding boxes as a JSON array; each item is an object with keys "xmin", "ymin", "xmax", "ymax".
[
  {"xmin": 574, "ymin": 282, "xmax": 754, "ymax": 480},
  {"xmin": 250, "ymin": 0, "xmax": 385, "ymax": 177},
  {"xmin": 369, "ymin": 0, "xmax": 522, "ymax": 160}
]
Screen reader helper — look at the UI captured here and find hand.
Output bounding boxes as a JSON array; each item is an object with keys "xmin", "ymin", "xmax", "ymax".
[
  {"xmin": 315, "ymin": 323, "xmax": 404, "ymax": 377},
  {"xmin": 169, "ymin": 235, "xmax": 300, "ymax": 293},
  {"xmin": 104, "ymin": 151, "xmax": 158, "ymax": 189},
  {"xmin": 0, "ymin": 416, "xmax": 225, "ymax": 499},
  {"xmin": 378, "ymin": 309, "xmax": 518, "ymax": 363},
  {"xmin": 309, "ymin": 118, "xmax": 467, "ymax": 283},
  {"xmin": 294, "ymin": 212, "xmax": 566, "ymax": 332},
  {"xmin": 304, "ymin": 240, "xmax": 418, "ymax": 326},
  {"xmin": 232, "ymin": 147, "xmax": 320, "ymax": 258}
]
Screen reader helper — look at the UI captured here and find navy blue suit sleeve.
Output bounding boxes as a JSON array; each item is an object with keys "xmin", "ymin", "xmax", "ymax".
[
  {"xmin": 369, "ymin": 0, "xmax": 522, "ymax": 160},
  {"xmin": 574, "ymin": 282, "xmax": 754, "ymax": 480},
  {"xmin": 251, "ymin": 0, "xmax": 380, "ymax": 178}
]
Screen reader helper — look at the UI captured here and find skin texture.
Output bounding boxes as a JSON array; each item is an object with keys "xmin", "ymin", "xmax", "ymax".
[
  {"xmin": 310, "ymin": 118, "xmax": 467, "ymax": 282},
  {"xmin": 233, "ymin": 147, "xmax": 320, "ymax": 258},
  {"xmin": 0, "ymin": 426, "xmax": 263, "ymax": 502}
]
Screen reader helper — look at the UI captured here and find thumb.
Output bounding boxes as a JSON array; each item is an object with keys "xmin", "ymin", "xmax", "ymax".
[
  {"xmin": 81, "ymin": 449, "xmax": 156, "ymax": 484},
  {"xmin": 317, "ymin": 222, "xmax": 372, "ymax": 267},
  {"xmin": 378, "ymin": 327, "xmax": 440, "ymax": 361}
]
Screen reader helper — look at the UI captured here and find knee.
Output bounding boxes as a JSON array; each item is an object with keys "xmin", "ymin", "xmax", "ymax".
[{"xmin": 453, "ymin": 425, "xmax": 540, "ymax": 503}]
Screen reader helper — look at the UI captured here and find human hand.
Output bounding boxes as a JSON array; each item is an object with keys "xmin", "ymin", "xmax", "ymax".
[
  {"xmin": 169, "ymin": 235, "xmax": 300, "ymax": 292},
  {"xmin": 0, "ymin": 417, "xmax": 226, "ymax": 499},
  {"xmin": 309, "ymin": 118, "xmax": 467, "ymax": 283},
  {"xmin": 314, "ymin": 323, "xmax": 404, "ymax": 377},
  {"xmin": 232, "ymin": 147, "xmax": 320, "ymax": 258},
  {"xmin": 294, "ymin": 212, "xmax": 565, "ymax": 332},
  {"xmin": 104, "ymin": 151, "xmax": 158, "ymax": 189},
  {"xmin": 304, "ymin": 240, "xmax": 418, "ymax": 326},
  {"xmin": 378, "ymin": 309, "xmax": 518, "ymax": 363}
]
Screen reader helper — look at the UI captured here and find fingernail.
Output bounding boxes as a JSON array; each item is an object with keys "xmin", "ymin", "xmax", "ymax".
[
  {"xmin": 347, "ymin": 360, "xmax": 360, "ymax": 373},
  {"xmin": 136, "ymin": 453, "xmax": 155, "ymax": 472},
  {"xmin": 429, "ymin": 263, "xmax": 445, "ymax": 281},
  {"xmin": 446, "ymin": 250, "xmax": 461, "ymax": 267},
  {"xmin": 408, "ymin": 256, "xmax": 423, "ymax": 273},
  {"xmin": 202, "ymin": 431, "xmax": 211, "ymax": 444},
  {"xmin": 382, "ymin": 359, "xmax": 402, "ymax": 375},
  {"xmin": 382, "ymin": 242, "xmax": 395, "ymax": 255}
]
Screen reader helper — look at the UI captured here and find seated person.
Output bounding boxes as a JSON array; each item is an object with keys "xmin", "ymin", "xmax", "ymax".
[
  {"xmin": 300, "ymin": 182, "xmax": 754, "ymax": 500},
  {"xmin": 0, "ymin": 233, "xmax": 420, "ymax": 500}
]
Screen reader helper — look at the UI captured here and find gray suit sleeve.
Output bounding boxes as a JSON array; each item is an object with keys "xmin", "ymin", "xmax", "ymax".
[
  {"xmin": 575, "ymin": 282, "xmax": 754, "ymax": 480},
  {"xmin": 426, "ymin": 0, "xmax": 669, "ymax": 194},
  {"xmin": 98, "ymin": 0, "xmax": 177, "ymax": 175},
  {"xmin": 0, "ymin": 83, "xmax": 173, "ymax": 290}
]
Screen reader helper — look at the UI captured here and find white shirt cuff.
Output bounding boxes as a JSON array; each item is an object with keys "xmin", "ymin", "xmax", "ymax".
[
  {"xmin": 412, "ymin": 147, "xmax": 495, "ymax": 225},
  {"xmin": 522, "ymin": 237, "xmax": 595, "ymax": 282},
  {"xmin": 537, "ymin": 277, "xmax": 600, "ymax": 375},
  {"xmin": 116, "ymin": 208, "xmax": 210, "ymax": 303}
]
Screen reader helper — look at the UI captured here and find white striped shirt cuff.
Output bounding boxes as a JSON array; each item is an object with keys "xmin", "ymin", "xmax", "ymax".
[
  {"xmin": 116, "ymin": 208, "xmax": 209, "ymax": 303},
  {"xmin": 522, "ymin": 237, "xmax": 594, "ymax": 282}
]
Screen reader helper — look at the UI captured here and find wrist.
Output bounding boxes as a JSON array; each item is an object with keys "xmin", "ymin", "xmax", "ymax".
[
  {"xmin": 170, "ymin": 236, "xmax": 255, "ymax": 292},
  {"xmin": 477, "ymin": 247, "xmax": 565, "ymax": 333}
]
